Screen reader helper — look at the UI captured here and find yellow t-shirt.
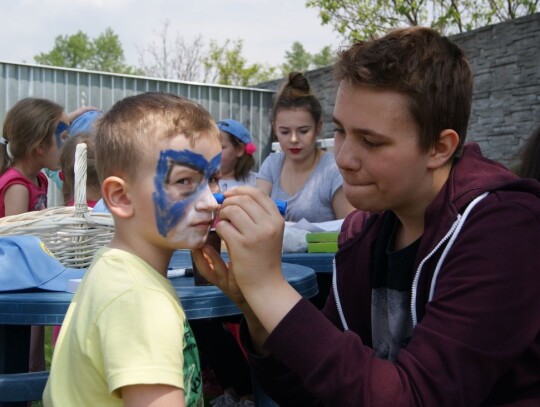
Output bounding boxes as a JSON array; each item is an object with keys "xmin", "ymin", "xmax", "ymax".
[{"xmin": 43, "ymin": 248, "xmax": 202, "ymax": 406}]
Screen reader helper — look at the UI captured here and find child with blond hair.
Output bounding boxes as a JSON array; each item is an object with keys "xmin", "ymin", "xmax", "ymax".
[{"xmin": 45, "ymin": 92, "xmax": 222, "ymax": 406}]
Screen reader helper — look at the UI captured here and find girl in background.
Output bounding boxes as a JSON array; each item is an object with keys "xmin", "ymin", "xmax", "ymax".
[
  {"xmin": 257, "ymin": 72, "xmax": 353, "ymax": 222},
  {"xmin": 0, "ymin": 97, "xmax": 69, "ymax": 372},
  {"xmin": 217, "ymin": 119, "xmax": 257, "ymax": 191},
  {"xmin": 50, "ymin": 131, "xmax": 102, "ymax": 345}
]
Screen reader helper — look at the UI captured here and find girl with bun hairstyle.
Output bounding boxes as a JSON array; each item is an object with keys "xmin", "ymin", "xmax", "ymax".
[{"xmin": 257, "ymin": 72, "xmax": 353, "ymax": 222}]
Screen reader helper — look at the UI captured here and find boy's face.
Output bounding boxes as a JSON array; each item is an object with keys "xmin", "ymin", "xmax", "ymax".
[
  {"xmin": 333, "ymin": 83, "xmax": 433, "ymax": 217},
  {"xmin": 134, "ymin": 133, "xmax": 221, "ymax": 250}
]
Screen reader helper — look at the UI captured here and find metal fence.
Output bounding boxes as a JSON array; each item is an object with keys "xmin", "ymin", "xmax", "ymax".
[{"xmin": 0, "ymin": 61, "xmax": 276, "ymax": 168}]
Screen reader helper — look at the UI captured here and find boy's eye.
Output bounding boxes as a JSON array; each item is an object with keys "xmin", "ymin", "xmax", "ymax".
[{"xmin": 176, "ymin": 178, "xmax": 192, "ymax": 186}]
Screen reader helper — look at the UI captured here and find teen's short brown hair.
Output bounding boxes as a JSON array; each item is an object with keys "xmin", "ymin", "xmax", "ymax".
[
  {"xmin": 334, "ymin": 27, "xmax": 473, "ymax": 158},
  {"xmin": 95, "ymin": 92, "xmax": 220, "ymax": 183}
]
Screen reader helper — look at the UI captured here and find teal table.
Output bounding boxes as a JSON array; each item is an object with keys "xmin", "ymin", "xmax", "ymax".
[{"xmin": 0, "ymin": 261, "xmax": 317, "ymax": 405}]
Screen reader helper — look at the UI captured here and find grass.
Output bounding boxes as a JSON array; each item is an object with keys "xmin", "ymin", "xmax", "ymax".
[{"xmin": 30, "ymin": 326, "xmax": 53, "ymax": 407}]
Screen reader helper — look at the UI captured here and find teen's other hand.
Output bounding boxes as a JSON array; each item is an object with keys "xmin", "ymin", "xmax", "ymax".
[
  {"xmin": 191, "ymin": 245, "xmax": 246, "ymax": 308},
  {"xmin": 215, "ymin": 186, "xmax": 284, "ymax": 291}
]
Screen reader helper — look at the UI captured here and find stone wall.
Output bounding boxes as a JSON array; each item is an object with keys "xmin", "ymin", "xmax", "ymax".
[{"xmin": 257, "ymin": 13, "xmax": 540, "ymax": 167}]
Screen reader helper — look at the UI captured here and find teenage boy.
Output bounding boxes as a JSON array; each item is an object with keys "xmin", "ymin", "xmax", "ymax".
[
  {"xmin": 44, "ymin": 92, "xmax": 222, "ymax": 407},
  {"xmin": 195, "ymin": 27, "xmax": 540, "ymax": 406}
]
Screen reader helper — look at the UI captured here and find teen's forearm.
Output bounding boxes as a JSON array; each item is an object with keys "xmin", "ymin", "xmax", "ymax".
[
  {"xmin": 241, "ymin": 276, "xmax": 302, "ymax": 339},
  {"xmin": 242, "ymin": 307, "xmax": 270, "ymax": 355}
]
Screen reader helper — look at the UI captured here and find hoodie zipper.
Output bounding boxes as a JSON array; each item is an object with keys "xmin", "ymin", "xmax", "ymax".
[
  {"xmin": 410, "ymin": 192, "xmax": 489, "ymax": 327},
  {"xmin": 333, "ymin": 257, "xmax": 349, "ymax": 331}
]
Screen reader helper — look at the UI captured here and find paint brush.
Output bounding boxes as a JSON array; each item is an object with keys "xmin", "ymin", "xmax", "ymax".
[{"xmin": 213, "ymin": 193, "xmax": 287, "ymax": 216}]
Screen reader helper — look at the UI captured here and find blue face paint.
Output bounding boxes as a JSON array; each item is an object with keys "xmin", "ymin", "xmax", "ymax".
[
  {"xmin": 153, "ymin": 149, "xmax": 221, "ymax": 237},
  {"xmin": 55, "ymin": 122, "xmax": 70, "ymax": 148}
]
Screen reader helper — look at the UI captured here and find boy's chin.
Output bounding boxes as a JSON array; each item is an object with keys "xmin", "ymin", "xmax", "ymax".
[{"xmin": 165, "ymin": 233, "xmax": 208, "ymax": 250}]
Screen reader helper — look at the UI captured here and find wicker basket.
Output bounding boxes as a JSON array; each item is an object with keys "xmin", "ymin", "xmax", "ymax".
[{"xmin": 0, "ymin": 143, "xmax": 114, "ymax": 268}]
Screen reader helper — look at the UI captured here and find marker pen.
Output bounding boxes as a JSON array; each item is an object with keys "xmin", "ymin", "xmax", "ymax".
[{"xmin": 213, "ymin": 193, "xmax": 287, "ymax": 216}]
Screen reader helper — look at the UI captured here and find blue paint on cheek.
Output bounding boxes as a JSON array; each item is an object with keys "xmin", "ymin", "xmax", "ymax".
[
  {"xmin": 208, "ymin": 153, "xmax": 222, "ymax": 177},
  {"xmin": 153, "ymin": 149, "xmax": 220, "ymax": 237}
]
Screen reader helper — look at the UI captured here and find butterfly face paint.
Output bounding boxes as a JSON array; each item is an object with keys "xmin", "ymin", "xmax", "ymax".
[
  {"xmin": 55, "ymin": 121, "xmax": 70, "ymax": 148},
  {"xmin": 153, "ymin": 149, "xmax": 221, "ymax": 237}
]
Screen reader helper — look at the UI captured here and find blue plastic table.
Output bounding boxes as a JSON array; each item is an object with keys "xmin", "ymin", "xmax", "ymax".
[
  {"xmin": 171, "ymin": 249, "xmax": 334, "ymax": 311},
  {"xmin": 170, "ymin": 249, "xmax": 335, "ymax": 274},
  {"xmin": 0, "ymin": 260, "xmax": 317, "ymax": 405}
]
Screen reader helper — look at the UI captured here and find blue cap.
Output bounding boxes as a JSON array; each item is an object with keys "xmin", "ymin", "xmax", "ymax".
[
  {"xmin": 70, "ymin": 110, "xmax": 103, "ymax": 136},
  {"xmin": 213, "ymin": 193, "xmax": 287, "ymax": 216},
  {"xmin": 217, "ymin": 119, "xmax": 252, "ymax": 145},
  {"xmin": 0, "ymin": 236, "xmax": 85, "ymax": 292}
]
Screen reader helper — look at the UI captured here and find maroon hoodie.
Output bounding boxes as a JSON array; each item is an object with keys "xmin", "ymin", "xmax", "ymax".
[{"xmin": 244, "ymin": 144, "xmax": 540, "ymax": 406}]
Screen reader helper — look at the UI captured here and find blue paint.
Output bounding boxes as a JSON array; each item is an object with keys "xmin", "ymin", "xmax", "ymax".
[
  {"xmin": 55, "ymin": 122, "xmax": 70, "ymax": 148},
  {"xmin": 153, "ymin": 149, "xmax": 221, "ymax": 236}
]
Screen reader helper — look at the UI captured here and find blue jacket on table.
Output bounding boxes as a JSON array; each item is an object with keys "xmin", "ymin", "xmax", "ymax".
[{"xmin": 242, "ymin": 143, "xmax": 540, "ymax": 406}]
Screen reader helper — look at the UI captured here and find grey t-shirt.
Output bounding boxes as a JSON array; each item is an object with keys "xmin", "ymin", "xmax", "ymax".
[
  {"xmin": 218, "ymin": 171, "xmax": 257, "ymax": 192},
  {"xmin": 257, "ymin": 152, "xmax": 343, "ymax": 222}
]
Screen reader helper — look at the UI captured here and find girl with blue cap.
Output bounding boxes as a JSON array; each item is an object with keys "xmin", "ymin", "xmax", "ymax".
[{"xmin": 217, "ymin": 119, "xmax": 257, "ymax": 191}]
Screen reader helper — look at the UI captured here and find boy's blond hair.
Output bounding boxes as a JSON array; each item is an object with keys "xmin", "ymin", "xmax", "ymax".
[{"xmin": 95, "ymin": 92, "xmax": 220, "ymax": 183}]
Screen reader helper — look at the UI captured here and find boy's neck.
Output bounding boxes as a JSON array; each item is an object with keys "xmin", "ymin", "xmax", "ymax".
[{"xmin": 108, "ymin": 234, "xmax": 173, "ymax": 277}]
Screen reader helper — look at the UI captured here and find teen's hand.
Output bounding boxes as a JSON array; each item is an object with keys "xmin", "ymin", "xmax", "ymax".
[
  {"xmin": 216, "ymin": 186, "xmax": 302, "ymax": 335},
  {"xmin": 215, "ymin": 186, "xmax": 284, "ymax": 291}
]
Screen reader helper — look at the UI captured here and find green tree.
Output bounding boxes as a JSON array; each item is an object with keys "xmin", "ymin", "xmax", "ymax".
[
  {"xmin": 282, "ymin": 41, "xmax": 313, "ymax": 73},
  {"xmin": 281, "ymin": 42, "xmax": 336, "ymax": 75},
  {"xmin": 312, "ymin": 45, "xmax": 335, "ymax": 68},
  {"xmin": 203, "ymin": 39, "xmax": 278, "ymax": 86},
  {"xmin": 306, "ymin": 0, "xmax": 539, "ymax": 41},
  {"xmin": 34, "ymin": 28, "xmax": 138, "ymax": 74}
]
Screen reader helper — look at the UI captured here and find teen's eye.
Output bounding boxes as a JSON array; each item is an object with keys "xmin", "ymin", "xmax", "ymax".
[
  {"xmin": 362, "ymin": 137, "xmax": 381, "ymax": 148},
  {"xmin": 333, "ymin": 127, "xmax": 345, "ymax": 136}
]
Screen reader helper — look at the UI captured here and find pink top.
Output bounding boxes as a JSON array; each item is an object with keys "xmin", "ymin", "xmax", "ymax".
[{"xmin": 0, "ymin": 168, "xmax": 48, "ymax": 218}]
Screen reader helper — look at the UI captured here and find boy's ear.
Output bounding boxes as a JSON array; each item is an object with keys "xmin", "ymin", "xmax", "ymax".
[
  {"xmin": 427, "ymin": 129, "xmax": 460, "ymax": 169},
  {"xmin": 101, "ymin": 176, "xmax": 133, "ymax": 218}
]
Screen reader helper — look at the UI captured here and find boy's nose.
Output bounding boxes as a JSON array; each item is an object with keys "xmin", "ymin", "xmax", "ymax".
[{"xmin": 195, "ymin": 185, "xmax": 219, "ymax": 212}]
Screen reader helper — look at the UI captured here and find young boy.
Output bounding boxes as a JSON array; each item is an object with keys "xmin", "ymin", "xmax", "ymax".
[
  {"xmin": 195, "ymin": 27, "xmax": 540, "ymax": 405},
  {"xmin": 44, "ymin": 92, "xmax": 222, "ymax": 407}
]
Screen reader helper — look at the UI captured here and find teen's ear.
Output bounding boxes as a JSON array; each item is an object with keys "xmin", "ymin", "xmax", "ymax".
[
  {"xmin": 428, "ymin": 129, "xmax": 460, "ymax": 169},
  {"xmin": 101, "ymin": 176, "xmax": 133, "ymax": 218}
]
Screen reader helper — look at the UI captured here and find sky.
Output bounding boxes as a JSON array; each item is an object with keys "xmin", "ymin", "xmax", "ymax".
[{"xmin": 0, "ymin": 0, "xmax": 345, "ymax": 69}]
